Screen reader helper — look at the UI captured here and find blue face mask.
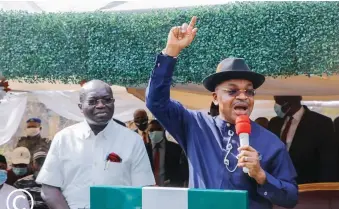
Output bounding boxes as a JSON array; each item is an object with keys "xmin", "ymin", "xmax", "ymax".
[
  {"xmin": 13, "ymin": 167, "xmax": 28, "ymax": 176},
  {"xmin": 0, "ymin": 169, "xmax": 7, "ymax": 185}
]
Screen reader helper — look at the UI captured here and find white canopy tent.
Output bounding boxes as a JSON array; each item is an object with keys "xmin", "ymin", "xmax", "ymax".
[{"xmin": 0, "ymin": 82, "xmax": 146, "ymax": 146}]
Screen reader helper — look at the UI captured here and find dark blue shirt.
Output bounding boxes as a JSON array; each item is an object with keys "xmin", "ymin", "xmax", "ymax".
[{"xmin": 145, "ymin": 54, "xmax": 298, "ymax": 209}]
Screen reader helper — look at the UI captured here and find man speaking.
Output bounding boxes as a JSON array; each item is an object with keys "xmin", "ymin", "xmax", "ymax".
[{"xmin": 145, "ymin": 16, "xmax": 298, "ymax": 209}]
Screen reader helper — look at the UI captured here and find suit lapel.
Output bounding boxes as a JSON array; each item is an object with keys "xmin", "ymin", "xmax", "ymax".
[
  {"xmin": 288, "ymin": 106, "xmax": 309, "ymax": 155},
  {"xmin": 273, "ymin": 118, "xmax": 285, "ymax": 138}
]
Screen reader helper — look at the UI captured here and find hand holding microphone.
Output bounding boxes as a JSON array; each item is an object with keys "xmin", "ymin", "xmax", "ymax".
[
  {"xmin": 236, "ymin": 115, "xmax": 266, "ymax": 185},
  {"xmin": 235, "ymin": 115, "xmax": 251, "ymax": 173}
]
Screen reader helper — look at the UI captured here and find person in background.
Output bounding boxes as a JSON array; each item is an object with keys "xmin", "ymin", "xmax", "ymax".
[
  {"xmin": 14, "ymin": 148, "xmax": 48, "ymax": 209},
  {"xmin": 16, "ymin": 118, "xmax": 51, "ymax": 157},
  {"xmin": 148, "ymin": 119, "xmax": 188, "ymax": 187},
  {"xmin": 36, "ymin": 80, "xmax": 154, "ymax": 209},
  {"xmin": 255, "ymin": 117, "xmax": 269, "ymax": 129},
  {"xmin": 133, "ymin": 109, "xmax": 153, "ymax": 169},
  {"xmin": 164, "ymin": 130, "xmax": 190, "ymax": 187},
  {"xmin": 6, "ymin": 147, "xmax": 31, "ymax": 186},
  {"xmin": 208, "ymin": 101, "xmax": 219, "ymax": 117},
  {"xmin": 0, "ymin": 154, "xmax": 30, "ymax": 209},
  {"xmin": 269, "ymin": 96, "xmax": 338, "ymax": 184},
  {"xmin": 145, "ymin": 16, "xmax": 297, "ymax": 209}
]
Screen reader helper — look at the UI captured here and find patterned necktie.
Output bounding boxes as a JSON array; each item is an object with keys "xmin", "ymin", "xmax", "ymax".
[
  {"xmin": 153, "ymin": 144, "xmax": 161, "ymax": 185},
  {"xmin": 281, "ymin": 116, "xmax": 293, "ymax": 144}
]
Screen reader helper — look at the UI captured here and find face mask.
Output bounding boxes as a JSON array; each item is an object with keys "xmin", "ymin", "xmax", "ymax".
[
  {"xmin": 0, "ymin": 170, "xmax": 7, "ymax": 185},
  {"xmin": 135, "ymin": 120, "xmax": 148, "ymax": 131},
  {"xmin": 149, "ymin": 131, "xmax": 164, "ymax": 144},
  {"xmin": 26, "ymin": 128, "xmax": 40, "ymax": 137},
  {"xmin": 274, "ymin": 103, "xmax": 290, "ymax": 118},
  {"xmin": 13, "ymin": 167, "xmax": 28, "ymax": 176}
]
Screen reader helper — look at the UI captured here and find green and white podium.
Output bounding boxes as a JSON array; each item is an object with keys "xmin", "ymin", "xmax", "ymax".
[{"xmin": 90, "ymin": 186, "xmax": 248, "ymax": 209}]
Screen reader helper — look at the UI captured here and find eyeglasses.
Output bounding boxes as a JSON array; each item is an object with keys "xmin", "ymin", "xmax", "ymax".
[
  {"xmin": 87, "ymin": 98, "xmax": 115, "ymax": 106},
  {"xmin": 220, "ymin": 88, "xmax": 256, "ymax": 97}
]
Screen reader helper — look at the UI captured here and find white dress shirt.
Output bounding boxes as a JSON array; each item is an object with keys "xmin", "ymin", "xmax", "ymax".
[
  {"xmin": 36, "ymin": 120, "xmax": 155, "ymax": 209},
  {"xmin": 0, "ymin": 183, "xmax": 30, "ymax": 209},
  {"xmin": 280, "ymin": 106, "xmax": 305, "ymax": 151}
]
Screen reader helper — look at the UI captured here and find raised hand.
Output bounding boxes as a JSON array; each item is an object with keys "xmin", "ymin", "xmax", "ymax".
[{"xmin": 163, "ymin": 16, "xmax": 198, "ymax": 57}]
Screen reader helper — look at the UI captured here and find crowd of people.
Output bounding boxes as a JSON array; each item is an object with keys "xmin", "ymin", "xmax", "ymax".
[
  {"xmin": 0, "ymin": 16, "xmax": 338, "ymax": 209},
  {"xmin": 0, "ymin": 118, "xmax": 50, "ymax": 209}
]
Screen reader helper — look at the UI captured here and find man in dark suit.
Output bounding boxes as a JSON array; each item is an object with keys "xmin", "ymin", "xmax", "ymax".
[
  {"xmin": 268, "ymin": 96, "xmax": 338, "ymax": 184},
  {"xmin": 148, "ymin": 119, "xmax": 188, "ymax": 187},
  {"xmin": 133, "ymin": 109, "xmax": 153, "ymax": 170}
]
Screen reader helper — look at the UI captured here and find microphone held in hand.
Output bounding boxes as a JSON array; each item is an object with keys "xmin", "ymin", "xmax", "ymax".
[{"xmin": 235, "ymin": 115, "xmax": 251, "ymax": 173}]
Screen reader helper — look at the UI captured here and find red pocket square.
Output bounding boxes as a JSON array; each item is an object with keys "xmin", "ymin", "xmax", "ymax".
[{"xmin": 107, "ymin": 152, "xmax": 122, "ymax": 163}]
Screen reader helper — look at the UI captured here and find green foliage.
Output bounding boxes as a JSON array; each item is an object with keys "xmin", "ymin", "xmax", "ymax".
[{"xmin": 0, "ymin": 1, "xmax": 338, "ymax": 86}]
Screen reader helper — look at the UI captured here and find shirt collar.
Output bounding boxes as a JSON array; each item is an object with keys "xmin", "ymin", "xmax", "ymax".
[
  {"xmin": 290, "ymin": 106, "xmax": 305, "ymax": 121},
  {"xmin": 138, "ymin": 129, "xmax": 147, "ymax": 135},
  {"xmin": 215, "ymin": 116, "xmax": 234, "ymax": 131},
  {"xmin": 152, "ymin": 138, "xmax": 165, "ymax": 149},
  {"xmin": 81, "ymin": 119, "xmax": 116, "ymax": 140}
]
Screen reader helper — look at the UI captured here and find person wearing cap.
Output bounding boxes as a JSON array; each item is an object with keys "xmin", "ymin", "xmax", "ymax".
[
  {"xmin": 145, "ymin": 16, "xmax": 298, "ymax": 209},
  {"xmin": 0, "ymin": 154, "xmax": 30, "ymax": 209},
  {"xmin": 16, "ymin": 118, "xmax": 51, "ymax": 157},
  {"xmin": 5, "ymin": 147, "xmax": 32, "ymax": 186},
  {"xmin": 14, "ymin": 148, "xmax": 48, "ymax": 209}
]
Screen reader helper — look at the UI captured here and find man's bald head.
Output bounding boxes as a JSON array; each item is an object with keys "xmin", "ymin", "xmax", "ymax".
[
  {"xmin": 133, "ymin": 109, "xmax": 147, "ymax": 118},
  {"xmin": 78, "ymin": 79, "xmax": 115, "ymax": 125},
  {"xmin": 274, "ymin": 96, "xmax": 302, "ymax": 106},
  {"xmin": 133, "ymin": 109, "xmax": 148, "ymax": 131},
  {"xmin": 80, "ymin": 80, "xmax": 112, "ymax": 103}
]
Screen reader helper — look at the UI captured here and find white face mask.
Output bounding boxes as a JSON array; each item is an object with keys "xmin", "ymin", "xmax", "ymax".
[
  {"xmin": 274, "ymin": 103, "xmax": 290, "ymax": 118},
  {"xmin": 26, "ymin": 128, "xmax": 40, "ymax": 137},
  {"xmin": 149, "ymin": 131, "xmax": 163, "ymax": 144}
]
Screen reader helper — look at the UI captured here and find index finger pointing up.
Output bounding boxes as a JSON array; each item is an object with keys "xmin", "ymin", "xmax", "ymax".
[{"xmin": 189, "ymin": 16, "xmax": 197, "ymax": 28}]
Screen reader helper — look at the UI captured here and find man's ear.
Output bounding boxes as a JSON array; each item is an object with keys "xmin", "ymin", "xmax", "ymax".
[{"xmin": 212, "ymin": 92, "xmax": 218, "ymax": 105}]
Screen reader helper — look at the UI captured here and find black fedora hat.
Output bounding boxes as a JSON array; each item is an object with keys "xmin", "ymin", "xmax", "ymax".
[{"xmin": 202, "ymin": 57, "xmax": 265, "ymax": 92}]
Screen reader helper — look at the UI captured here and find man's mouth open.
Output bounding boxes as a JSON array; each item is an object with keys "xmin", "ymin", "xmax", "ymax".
[{"xmin": 233, "ymin": 103, "xmax": 249, "ymax": 115}]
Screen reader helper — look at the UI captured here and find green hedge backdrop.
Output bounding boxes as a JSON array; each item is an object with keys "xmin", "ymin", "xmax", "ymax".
[{"xmin": 0, "ymin": 1, "xmax": 339, "ymax": 86}]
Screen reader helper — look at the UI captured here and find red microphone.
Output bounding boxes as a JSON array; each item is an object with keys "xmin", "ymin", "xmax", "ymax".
[{"xmin": 235, "ymin": 115, "xmax": 251, "ymax": 173}]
